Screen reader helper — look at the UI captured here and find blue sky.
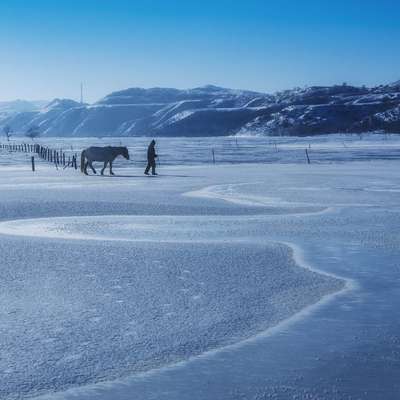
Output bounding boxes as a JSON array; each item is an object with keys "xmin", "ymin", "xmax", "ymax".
[{"xmin": 0, "ymin": 0, "xmax": 399, "ymax": 102}]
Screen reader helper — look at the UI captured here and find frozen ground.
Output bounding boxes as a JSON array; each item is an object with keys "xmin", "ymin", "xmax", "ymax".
[
  {"xmin": 1, "ymin": 133, "xmax": 400, "ymax": 168},
  {"xmin": 0, "ymin": 136, "xmax": 400, "ymax": 399}
]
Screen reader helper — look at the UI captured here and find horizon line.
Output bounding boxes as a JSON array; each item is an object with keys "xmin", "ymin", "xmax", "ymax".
[{"xmin": 1, "ymin": 79, "xmax": 399, "ymax": 104}]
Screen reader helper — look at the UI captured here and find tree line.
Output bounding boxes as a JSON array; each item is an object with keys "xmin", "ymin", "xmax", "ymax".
[{"xmin": 2, "ymin": 125, "xmax": 41, "ymax": 141}]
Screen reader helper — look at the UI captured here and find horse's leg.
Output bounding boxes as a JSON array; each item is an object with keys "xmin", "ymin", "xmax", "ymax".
[
  {"xmin": 89, "ymin": 162, "xmax": 97, "ymax": 174},
  {"xmin": 84, "ymin": 161, "xmax": 89, "ymax": 175},
  {"xmin": 109, "ymin": 161, "xmax": 114, "ymax": 175},
  {"xmin": 101, "ymin": 162, "xmax": 107, "ymax": 175}
]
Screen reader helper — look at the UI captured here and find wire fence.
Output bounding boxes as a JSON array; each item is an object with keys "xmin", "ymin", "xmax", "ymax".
[{"xmin": 0, "ymin": 142, "xmax": 78, "ymax": 171}]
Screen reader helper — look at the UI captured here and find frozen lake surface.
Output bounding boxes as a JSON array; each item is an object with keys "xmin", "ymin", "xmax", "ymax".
[{"xmin": 0, "ymin": 135, "xmax": 400, "ymax": 399}]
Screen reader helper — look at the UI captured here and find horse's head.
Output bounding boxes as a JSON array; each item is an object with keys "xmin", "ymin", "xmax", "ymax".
[{"xmin": 120, "ymin": 147, "xmax": 130, "ymax": 160}]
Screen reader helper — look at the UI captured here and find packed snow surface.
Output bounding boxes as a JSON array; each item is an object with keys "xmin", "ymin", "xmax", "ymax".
[{"xmin": 0, "ymin": 134, "xmax": 400, "ymax": 400}]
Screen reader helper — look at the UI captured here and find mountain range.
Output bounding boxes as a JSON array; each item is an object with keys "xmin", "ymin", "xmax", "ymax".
[
  {"xmin": 1, "ymin": 82, "xmax": 400, "ymax": 137},
  {"xmin": 0, "ymin": 100, "xmax": 48, "ymax": 120}
]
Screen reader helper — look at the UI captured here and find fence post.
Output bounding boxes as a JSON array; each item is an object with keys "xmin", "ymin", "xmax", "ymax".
[
  {"xmin": 31, "ymin": 156, "xmax": 35, "ymax": 172},
  {"xmin": 212, "ymin": 149, "xmax": 215, "ymax": 164},
  {"xmin": 305, "ymin": 148, "xmax": 310, "ymax": 164}
]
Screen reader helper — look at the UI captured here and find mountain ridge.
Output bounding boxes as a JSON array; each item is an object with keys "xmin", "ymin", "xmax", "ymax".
[{"xmin": 1, "ymin": 83, "xmax": 399, "ymax": 137}]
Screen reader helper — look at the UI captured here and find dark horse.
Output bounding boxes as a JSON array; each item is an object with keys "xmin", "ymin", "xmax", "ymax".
[{"xmin": 81, "ymin": 146, "xmax": 129, "ymax": 175}]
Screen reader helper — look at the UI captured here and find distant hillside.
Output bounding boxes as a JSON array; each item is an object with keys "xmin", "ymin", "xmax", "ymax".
[
  {"xmin": 0, "ymin": 100, "xmax": 48, "ymax": 119},
  {"xmin": 1, "ymin": 83, "xmax": 400, "ymax": 137}
]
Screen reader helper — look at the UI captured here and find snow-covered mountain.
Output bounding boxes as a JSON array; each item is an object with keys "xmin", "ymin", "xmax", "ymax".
[
  {"xmin": 0, "ymin": 100, "xmax": 48, "ymax": 120},
  {"xmin": 1, "ymin": 83, "xmax": 400, "ymax": 137},
  {"xmin": 238, "ymin": 84, "xmax": 400, "ymax": 136},
  {"xmin": 0, "ymin": 99, "xmax": 84, "ymax": 134}
]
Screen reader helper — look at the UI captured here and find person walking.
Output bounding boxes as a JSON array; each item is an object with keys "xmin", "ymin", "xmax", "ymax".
[{"xmin": 144, "ymin": 139, "xmax": 158, "ymax": 175}]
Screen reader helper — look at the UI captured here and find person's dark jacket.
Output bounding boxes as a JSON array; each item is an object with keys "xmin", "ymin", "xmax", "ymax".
[{"xmin": 147, "ymin": 143, "xmax": 157, "ymax": 161}]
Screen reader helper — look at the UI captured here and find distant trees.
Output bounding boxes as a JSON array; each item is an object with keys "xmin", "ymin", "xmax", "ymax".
[
  {"xmin": 25, "ymin": 126, "xmax": 40, "ymax": 140},
  {"xmin": 3, "ymin": 125, "xmax": 12, "ymax": 141}
]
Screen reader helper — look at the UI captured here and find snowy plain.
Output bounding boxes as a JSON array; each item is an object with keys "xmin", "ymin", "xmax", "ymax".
[{"xmin": 1, "ymin": 134, "xmax": 400, "ymax": 400}]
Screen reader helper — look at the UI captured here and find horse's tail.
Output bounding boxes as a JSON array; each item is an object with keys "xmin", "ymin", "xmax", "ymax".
[{"xmin": 80, "ymin": 150, "xmax": 86, "ymax": 173}]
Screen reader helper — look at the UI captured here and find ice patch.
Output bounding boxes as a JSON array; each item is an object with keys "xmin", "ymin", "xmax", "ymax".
[
  {"xmin": 0, "ymin": 212, "xmax": 333, "ymax": 242},
  {"xmin": 185, "ymin": 183, "xmax": 292, "ymax": 207}
]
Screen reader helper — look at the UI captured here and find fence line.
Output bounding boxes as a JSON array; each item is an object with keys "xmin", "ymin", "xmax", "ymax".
[{"xmin": 0, "ymin": 142, "xmax": 78, "ymax": 170}]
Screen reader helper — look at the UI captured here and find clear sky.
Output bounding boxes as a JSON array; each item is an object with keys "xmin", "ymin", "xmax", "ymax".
[{"xmin": 1, "ymin": 0, "xmax": 399, "ymax": 103}]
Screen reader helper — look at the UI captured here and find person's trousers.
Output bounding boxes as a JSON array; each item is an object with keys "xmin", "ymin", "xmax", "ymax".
[{"xmin": 145, "ymin": 160, "xmax": 156, "ymax": 175}]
